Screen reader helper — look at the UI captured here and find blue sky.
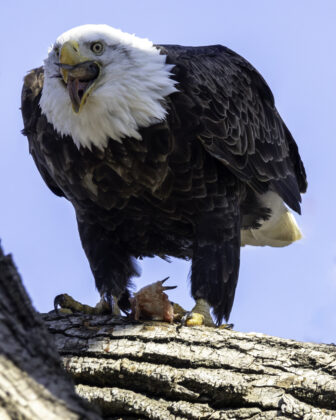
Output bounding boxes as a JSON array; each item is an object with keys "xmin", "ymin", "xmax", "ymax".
[{"xmin": 1, "ymin": 0, "xmax": 336, "ymax": 343}]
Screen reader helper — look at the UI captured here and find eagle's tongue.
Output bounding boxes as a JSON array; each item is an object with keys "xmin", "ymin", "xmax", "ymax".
[{"xmin": 67, "ymin": 78, "xmax": 90, "ymax": 113}]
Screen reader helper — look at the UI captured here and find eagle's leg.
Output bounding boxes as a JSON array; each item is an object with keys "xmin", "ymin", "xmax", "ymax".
[
  {"xmin": 95, "ymin": 294, "xmax": 121, "ymax": 316},
  {"xmin": 189, "ymin": 204, "xmax": 241, "ymax": 327},
  {"xmin": 77, "ymin": 221, "xmax": 138, "ymax": 316},
  {"xmin": 53, "ymin": 222, "xmax": 137, "ymax": 316}
]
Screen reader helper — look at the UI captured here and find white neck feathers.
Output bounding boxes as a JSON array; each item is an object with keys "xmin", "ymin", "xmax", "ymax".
[{"xmin": 40, "ymin": 25, "xmax": 177, "ymax": 150}]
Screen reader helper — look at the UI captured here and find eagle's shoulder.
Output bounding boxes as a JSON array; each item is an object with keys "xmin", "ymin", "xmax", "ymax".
[
  {"xmin": 156, "ymin": 43, "xmax": 307, "ymax": 213},
  {"xmin": 21, "ymin": 67, "xmax": 65, "ymax": 198},
  {"xmin": 21, "ymin": 67, "xmax": 44, "ymax": 136}
]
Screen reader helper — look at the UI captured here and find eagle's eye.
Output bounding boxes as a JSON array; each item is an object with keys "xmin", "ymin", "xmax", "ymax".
[
  {"xmin": 90, "ymin": 42, "xmax": 104, "ymax": 55},
  {"xmin": 54, "ymin": 46, "xmax": 59, "ymax": 57}
]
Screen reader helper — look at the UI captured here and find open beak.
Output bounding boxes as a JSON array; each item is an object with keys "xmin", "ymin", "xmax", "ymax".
[{"xmin": 58, "ymin": 41, "xmax": 100, "ymax": 113}]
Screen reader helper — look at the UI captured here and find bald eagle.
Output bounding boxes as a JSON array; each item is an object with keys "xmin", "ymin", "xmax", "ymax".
[{"xmin": 21, "ymin": 25, "xmax": 307, "ymax": 325}]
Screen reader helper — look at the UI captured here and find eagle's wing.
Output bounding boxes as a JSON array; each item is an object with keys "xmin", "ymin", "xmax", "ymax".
[
  {"xmin": 21, "ymin": 68, "xmax": 64, "ymax": 198},
  {"xmin": 160, "ymin": 44, "xmax": 307, "ymax": 213}
]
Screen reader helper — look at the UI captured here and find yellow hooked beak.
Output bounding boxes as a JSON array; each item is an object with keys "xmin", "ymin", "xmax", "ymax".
[
  {"xmin": 59, "ymin": 41, "xmax": 100, "ymax": 113},
  {"xmin": 60, "ymin": 41, "xmax": 84, "ymax": 83}
]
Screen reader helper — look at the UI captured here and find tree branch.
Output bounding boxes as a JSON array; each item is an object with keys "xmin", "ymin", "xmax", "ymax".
[{"xmin": 43, "ymin": 312, "xmax": 336, "ymax": 419}]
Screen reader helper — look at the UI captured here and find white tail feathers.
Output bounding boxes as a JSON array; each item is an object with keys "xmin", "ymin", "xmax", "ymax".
[{"xmin": 241, "ymin": 209, "xmax": 303, "ymax": 248}]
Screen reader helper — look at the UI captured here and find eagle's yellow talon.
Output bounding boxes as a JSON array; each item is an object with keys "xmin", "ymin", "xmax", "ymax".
[
  {"xmin": 54, "ymin": 293, "xmax": 96, "ymax": 314},
  {"xmin": 185, "ymin": 312, "xmax": 205, "ymax": 326},
  {"xmin": 218, "ymin": 323, "xmax": 234, "ymax": 330},
  {"xmin": 58, "ymin": 307, "xmax": 74, "ymax": 315},
  {"xmin": 54, "ymin": 293, "xmax": 116, "ymax": 315},
  {"xmin": 184, "ymin": 299, "xmax": 216, "ymax": 327}
]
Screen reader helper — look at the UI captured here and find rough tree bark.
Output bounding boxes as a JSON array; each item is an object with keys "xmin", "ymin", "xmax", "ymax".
[
  {"xmin": 43, "ymin": 313, "xmax": 336, "ymax": 419},
  {"xmin": 1, "ymin": 243, "xmax": 336, "ymax": 419},
  {"xmin": 0, "ymin": 244, "xmax": 101, "ymax": 420}
]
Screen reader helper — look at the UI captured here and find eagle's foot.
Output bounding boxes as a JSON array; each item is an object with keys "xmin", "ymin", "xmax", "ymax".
[
  {"xmin": 53, "ymin": 293, "xmax": 118, "ymax": 316},
  {"xmin": 218, "ymin": 323, "xmax": 234, "ymax": 330},
  {"xmin": 54, "ymin": 293, "xmax": 97, "ymax": 315},
  {"xmin": 184, "ymin": 299, "xmax": 215, "ymax": 327}
]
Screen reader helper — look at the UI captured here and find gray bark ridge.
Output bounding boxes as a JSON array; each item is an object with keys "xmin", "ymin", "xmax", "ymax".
[
  {"xmin": 43, "ymin": 312, "xmax": 336, "ymax": 419},
  {"xmin": 0, "ymin": 244, "xmax": 101, "ymax": 420}
]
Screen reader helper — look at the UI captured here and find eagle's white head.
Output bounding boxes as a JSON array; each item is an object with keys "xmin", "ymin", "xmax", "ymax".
[{"xmin": 40, "ymin": 24, "xmax": 177, "ymax": 150}]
